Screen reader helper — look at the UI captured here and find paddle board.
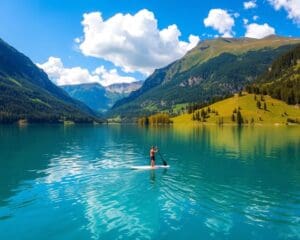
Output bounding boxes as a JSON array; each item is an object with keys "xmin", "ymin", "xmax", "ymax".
[{"xmin": 130, "ymin": 165, "xmax": 170, "ymax": 170}]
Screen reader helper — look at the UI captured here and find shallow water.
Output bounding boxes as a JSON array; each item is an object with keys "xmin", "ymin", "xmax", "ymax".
[{"xmin": 0, "ymin": 125, "xmax": 299, "ymax": 239}]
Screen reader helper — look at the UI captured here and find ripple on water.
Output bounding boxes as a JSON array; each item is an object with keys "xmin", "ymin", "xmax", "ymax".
[{"xmin": 1, "ymin": 126, "xmax": 300, "ymax": 240}]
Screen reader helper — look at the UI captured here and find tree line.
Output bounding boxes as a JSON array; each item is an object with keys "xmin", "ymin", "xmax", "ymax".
[{"xmin": 138, "ymin": 113, "xmax": 173, "ymax": 126}]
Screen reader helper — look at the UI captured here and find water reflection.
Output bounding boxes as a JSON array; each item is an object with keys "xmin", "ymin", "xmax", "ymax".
[
  {"xmin": 150, "ymin": 170, "xmax": 156, "ymax": 183},
  {"xmin": 0, "ymin": 125, "xmax": 299, "ymax": 239}
]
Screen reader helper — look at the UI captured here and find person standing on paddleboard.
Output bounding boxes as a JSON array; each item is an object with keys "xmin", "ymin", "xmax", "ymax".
[{"xmin": 150, "ymin": 146, "xmax": 158, "ymax": 167}]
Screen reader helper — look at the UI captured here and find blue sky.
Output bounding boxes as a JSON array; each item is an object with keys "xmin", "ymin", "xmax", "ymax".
[{"xmin": 0, "ymin": 0, "xmax": 299, "ymax": 86}]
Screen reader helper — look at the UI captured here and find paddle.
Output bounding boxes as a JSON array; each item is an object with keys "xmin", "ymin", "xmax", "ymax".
[{"xmin": 157, "ymin": 148, "xmax": 168, "ymax": 166}]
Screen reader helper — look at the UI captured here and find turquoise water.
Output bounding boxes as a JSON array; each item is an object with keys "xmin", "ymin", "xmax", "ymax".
[{"xmin": 0, "ymin": 125, "xmax": 300, "ymax": 240}]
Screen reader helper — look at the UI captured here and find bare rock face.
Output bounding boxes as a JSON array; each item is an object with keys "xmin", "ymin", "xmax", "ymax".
[{"xmin": 106, "ymin": 81, "xmax": 143, "ymax": 94}]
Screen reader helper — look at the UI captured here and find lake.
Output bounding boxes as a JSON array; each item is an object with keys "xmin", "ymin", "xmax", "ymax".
[{"xmin": 0, "ymin": 125, "xmax": 299, "ymax": 240}]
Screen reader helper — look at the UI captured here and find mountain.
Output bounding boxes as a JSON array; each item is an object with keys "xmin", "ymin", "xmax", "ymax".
[
  {"xmin": 110, "ymin": 35, "xmax": 300, "ymax": 120},
  {"xmin": 104, "ymin": 81, "xmax": 143, "ymax": 109},
  {"xmin": 0, "ymin": 38, "xmax": 97, "ymax": 123},
  {"xmin": 246, "ymin": 44, "xmax": 300, "ymax": 105},
  {"xmin": 62, "ymin": 83, "xmax": 108, "ymax": 113},
  {"xmin": 61, "ymin": 81, "xmax": 142, "ymax": 112},
  {"xmin": 106, "ymin": 81, "xmax": 143, "ymax": 94}
]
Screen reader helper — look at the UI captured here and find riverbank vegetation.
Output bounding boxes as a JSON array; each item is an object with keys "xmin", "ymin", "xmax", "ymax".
[{"xmin": 138, "ymin": 113, "xmax": 173, "ymax": 126}]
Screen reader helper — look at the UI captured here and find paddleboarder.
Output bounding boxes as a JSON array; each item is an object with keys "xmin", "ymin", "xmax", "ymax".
[{"xmin": 150, "ymin": 146, "xmax": 158, "ymax": 167}]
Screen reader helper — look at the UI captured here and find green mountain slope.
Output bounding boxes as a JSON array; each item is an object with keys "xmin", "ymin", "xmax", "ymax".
[
  {"xmin": 173, "ymin": 93, "xmax": 300, "ymax": 125},
  {"xmin": 62, "ymin": 81, "xmax": 142, "ymax": 113},
  {"xmin": 0, "ymin": 38, "xmax": 97, "ymax": 123},
  {"xmin": 110, "ymin": 36, "xmax": 300, "ymax": 119},
  {"xmin": 246, "ymin": 44, "xmax": 300, "ymax": 104}
]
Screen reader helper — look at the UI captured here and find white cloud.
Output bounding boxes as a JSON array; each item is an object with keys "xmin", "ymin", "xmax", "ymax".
[
  {"xmin": 77, "ymin": 9, "xmax": 199, "ymax": 75},
  {"xmin": 37, "ymin": 57, "xmax": 98, "ymax": 85},
  {"xmin": 245, "ymin": 23, "xmax": 276, "ymax": 39},
  {"xmin": 234, "ymin": 12, "xmax": 240, "ymax": 18},
  {"xmin": 37, "ymin": 57, "xmax": 136, "ymax": 87},
  {"xmin": 74, "ymin": 37, "xmax": 81, "ymax": 43},
  {"xmin": 243, "ymin": 18, "xmax": 249, "ymax": 25},
  {"xmin": 244, "ymin": 0, "xmax": 257, "ymax": 9},
  {"xmin": 204, "ymin": 9, "xmax": 235, "ymax": 38},
  {"xmin": 253, "ymin": 15, "xmax": 259, "ymax": 21},
  {"xmin": 268, "ymin": 0, "xmax": 300, "ymax": 25},
  {"xmin": 93, "ymin": 66, "xmax": 137, "ymax": 87}
]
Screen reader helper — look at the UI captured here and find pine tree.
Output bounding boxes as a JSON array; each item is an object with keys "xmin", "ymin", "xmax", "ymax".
[
  {"xmin": 236, "ymin": 110, "xmax": 243, "ymax": 125},
  {"xmin": 231, "ymin": 113, "xmax": 235, "ymax": 122},
  {"xmin": 201, "ymin": 109, "xmax": 206, "ymax": 119},
  {"xmin": 257, "ymin": 100, "xmax": 261, "ymax": 109},
  {"xmin": 145, "ymin": 117, "xmax": 149, "ymax": 125},
  {"xmin": 196, "ymin": 111, "xmax": 200, "ymax": 121}
]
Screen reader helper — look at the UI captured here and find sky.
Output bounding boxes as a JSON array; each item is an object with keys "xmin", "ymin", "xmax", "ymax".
[{"xmin": 0, "ymin": 0, "xmax": 299, "ymax": 86}]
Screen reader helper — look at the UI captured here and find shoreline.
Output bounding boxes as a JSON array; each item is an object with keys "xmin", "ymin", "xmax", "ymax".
[{"xmin": 1, "ymin": 120, "xmax": 300, "ymax": 127}]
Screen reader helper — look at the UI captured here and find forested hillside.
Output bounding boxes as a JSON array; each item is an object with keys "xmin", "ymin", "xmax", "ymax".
[
  {"xmin": 0, "ymin": 38, "xmax": 97, "ymax": 123},
  {"xmin": 246, "ymin": 44, "xmax": 300, "ymax": 104}
]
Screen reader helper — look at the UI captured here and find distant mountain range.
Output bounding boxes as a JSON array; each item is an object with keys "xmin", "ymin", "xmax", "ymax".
[
  {"xmin": 0, "ymin": 38, "xmax": 97, "ymax": 123},
  {"xmin": 109, "ymin": 35, "xmax": 300, "ymax": 120},
  {"xmin": 61, "ymin": 81, "xmax": 142, "ymax": 112}
]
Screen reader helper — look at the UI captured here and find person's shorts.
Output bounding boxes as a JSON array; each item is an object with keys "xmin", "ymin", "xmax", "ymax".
[{"xmin": 150, "ymin": 156, "xmax": 155, "ymax": 161}]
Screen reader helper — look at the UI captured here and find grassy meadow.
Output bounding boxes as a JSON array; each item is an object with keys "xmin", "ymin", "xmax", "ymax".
[{"xmin": 172, "ymin": 93, "xmax": 300, "ymax": 125}]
